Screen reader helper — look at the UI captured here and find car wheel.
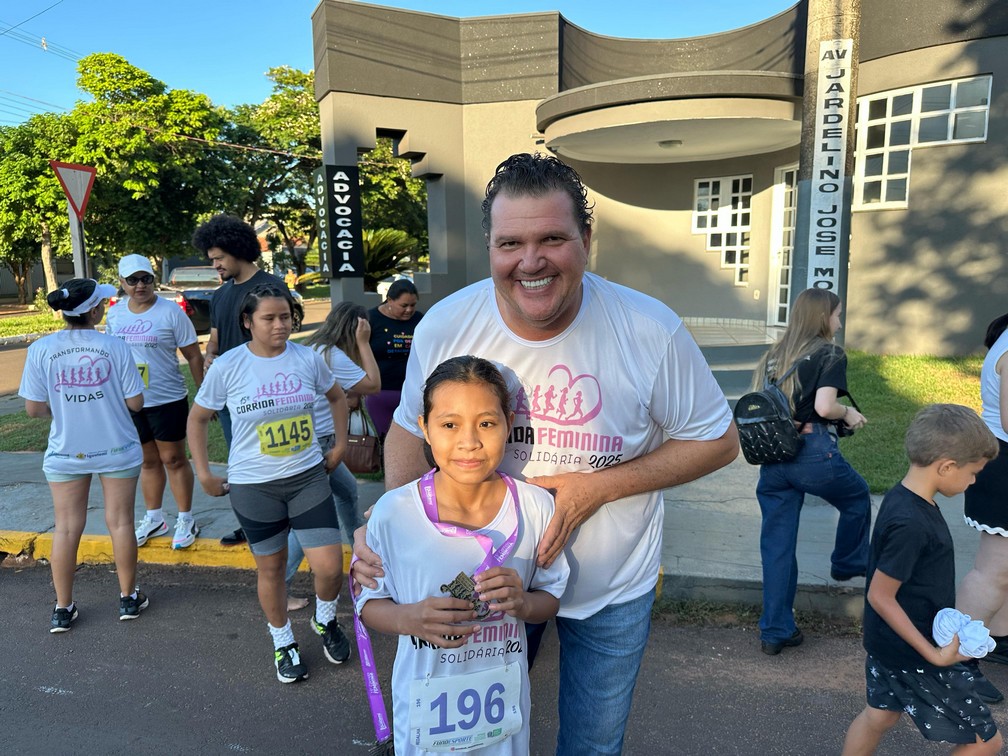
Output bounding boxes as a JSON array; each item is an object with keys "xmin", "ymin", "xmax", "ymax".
[{"xmin": 292, "ymin": 306, "xmax": 303, "ymax": 332}]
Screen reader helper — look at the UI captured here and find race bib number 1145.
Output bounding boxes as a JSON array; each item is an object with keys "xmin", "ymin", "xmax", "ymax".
[{"xmin": 409, "ymin": 664, "xmax": 522, "ymax": 752}]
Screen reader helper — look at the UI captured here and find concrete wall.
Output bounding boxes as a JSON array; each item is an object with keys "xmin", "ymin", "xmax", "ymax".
[
  {"xmin": 568, "ymin": 147, "xmax": 798, "ymax": 321},
  {"xmin": 848, "ymin": 36, "xmax": 1008, "ymax": 355}
]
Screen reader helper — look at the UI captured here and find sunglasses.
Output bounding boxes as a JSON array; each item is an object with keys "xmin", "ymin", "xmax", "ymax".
[{"xmin": 125, "ymin": 274, "xmax": 154, "ymax": 286}]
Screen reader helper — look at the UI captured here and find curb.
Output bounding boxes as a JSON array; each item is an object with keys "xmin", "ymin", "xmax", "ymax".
[{"xmin": 0, "ymin": 530, "xmax": 353, "ymax": 573}]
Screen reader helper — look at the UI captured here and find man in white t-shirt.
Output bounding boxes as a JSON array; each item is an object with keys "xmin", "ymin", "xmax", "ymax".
[{"xmin": 354, "ymin": 153, "xmax": 739, "ymax": 755}]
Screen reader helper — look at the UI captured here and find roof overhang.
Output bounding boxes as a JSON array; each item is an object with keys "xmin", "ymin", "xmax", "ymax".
[{"xmin": 537, "ymin": 72, "xmax": 803, "ymax": 164}]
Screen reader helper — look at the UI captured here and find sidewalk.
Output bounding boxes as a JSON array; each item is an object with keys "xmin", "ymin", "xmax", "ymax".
[{"xmin": 0, "ymin": 442, "xmax": 981, "ymax": 619}]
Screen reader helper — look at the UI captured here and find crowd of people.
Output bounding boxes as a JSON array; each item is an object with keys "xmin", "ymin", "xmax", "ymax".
[{"xmin": 18, "ymin": 153, "xmax": 1008, "ymax": 755}]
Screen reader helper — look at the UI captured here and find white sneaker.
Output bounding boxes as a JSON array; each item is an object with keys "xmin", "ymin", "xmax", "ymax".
[
  {"xmin": 136, "ymin": 515, "xmax": 168, "ymax": 546},
  {"xmin": 172, "ymin": 518, "xmax": 200, "ymax": 549}
]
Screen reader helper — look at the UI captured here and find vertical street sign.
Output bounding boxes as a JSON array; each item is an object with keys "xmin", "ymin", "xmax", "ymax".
[
  {"xmin": 50, "ymin": 161, "xmax": 97, "ymax": 278},
  {"xmin": 313, "ymin": 164, "xmax": 365, "ymax": 280},
  {"xmin": 804, "ymin": 39, "xmax": 854, "ymax": 293}
]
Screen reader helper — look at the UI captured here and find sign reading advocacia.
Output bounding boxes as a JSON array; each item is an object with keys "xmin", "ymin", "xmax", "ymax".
[
  {"xmin": 313, "ymin": 165, "xmax": 365, "ymax": 279},
  {"xmin": 806, "ymin": 39, "xmax": 853, "ymax": 292}
]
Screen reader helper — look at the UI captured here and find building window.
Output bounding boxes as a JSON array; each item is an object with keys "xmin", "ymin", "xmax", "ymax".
[
  {"xmin": 854, "ymin": 75, "xmax": 991, "ymax": 210},
  {"xmin": 692, "ymin": 175, "xmax": 752, "ymax": 285}
]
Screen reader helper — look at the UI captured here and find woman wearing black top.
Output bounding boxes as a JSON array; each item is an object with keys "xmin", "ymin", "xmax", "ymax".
[
  {"xmin": 753, "ymin": 288, "xmax": 870, "ymax": 655},
  {"xmin": 366, "ymin": 279, "xmax": 422, "ymax": 437}
]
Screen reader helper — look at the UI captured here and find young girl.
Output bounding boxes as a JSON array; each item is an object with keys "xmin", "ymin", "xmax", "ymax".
[
  {"xmin": 357, "ymin": 356, "xmax": 569, "ymax": 754},
  {"xmin": 187, "ymin": 284, "xmax": 350, "ymax": 683},
  {"xmin": 18, "ymin": 278, "xmax": 148, "ymax": 631}
]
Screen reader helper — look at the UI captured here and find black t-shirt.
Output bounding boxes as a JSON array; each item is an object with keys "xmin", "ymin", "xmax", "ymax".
[
  {"xmin": 209, "ymin": 270, "xmax": 280, "ymax": 355},
  {"xmin": 862, "ymin": 483, "xmax": 955, "ymax": 672},
  {"xmin": 787, "ymin": 344, "xmax": 848, "ymax": 424},
  {"xmin": 367, "ymin": 306, "xmax": 423, "ymax": 392}
]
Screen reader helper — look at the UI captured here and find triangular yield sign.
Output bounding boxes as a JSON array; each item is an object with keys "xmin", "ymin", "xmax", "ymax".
[{"xmin": 50, "ymin": 161, "xmax": 97, "ymax": 222}]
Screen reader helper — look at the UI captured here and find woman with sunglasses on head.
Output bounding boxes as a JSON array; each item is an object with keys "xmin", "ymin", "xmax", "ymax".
[
  {"xmin": 107, "ymin": 255, "xmax": 205, "ymax": 550},
  {"xmin": 187, "ymin": 284, "xmax": 351, "ymax": 683},
  {"xmin": 19, "ymin": 278, "xmax": 148, "ymax": 633}
]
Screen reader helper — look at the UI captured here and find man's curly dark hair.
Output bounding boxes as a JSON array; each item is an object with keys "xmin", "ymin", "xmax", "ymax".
[
  {"xmin": 191, "ymin": 214, "xmax": 261, "ymax": 262},
  {"xmin": 481, "ymin": 153, "xmax": 593, "ymax": 236}
]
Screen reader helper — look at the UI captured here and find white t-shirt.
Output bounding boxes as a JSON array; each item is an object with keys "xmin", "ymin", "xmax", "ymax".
[
  {"xmin": 106, "ymin": 296, "xmax": 198, "ymax": 407},
  {"xmin": 393, "ymin": 273, "xmax": 733, "ymax": 619},
  {"xmin": 357, "ymin": 478, "xmax": 569, "ymax": 756},
  {"xmin": 195, "ymin": 341, "xmax": 336, "ymax": 484},
  {"xmin": 310, "ymin": 344, "xmax": 365, "ymax": 437},
  {"xmin": 981, "ymin": 328, "xmax": 1008, "ymax": 443},
  {"xmin": 19, "ymin": 329, "xmax": 145, "ymax": 475}
]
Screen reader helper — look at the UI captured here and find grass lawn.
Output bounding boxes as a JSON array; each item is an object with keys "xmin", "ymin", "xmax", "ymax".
[
  {"xmin": 0, "ymin": 350, "xmax": 983, "ymax": 492},
  {"xmin": 0, "ymin": 312, "xmax": 68, "ymax": 339},
  {"xmin": 841, "ymin": 350, "xmax": 982, "ymax": 492}
]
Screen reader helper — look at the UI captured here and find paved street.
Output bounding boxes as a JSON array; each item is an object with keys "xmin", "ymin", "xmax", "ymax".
[{"xmin": 2, "ymin": 562, "xmax": 995, "ymax": 755}]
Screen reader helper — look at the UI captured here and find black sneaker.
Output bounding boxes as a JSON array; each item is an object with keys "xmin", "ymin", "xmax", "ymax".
[
  {"xmin": 50, "ymin": 604, "xmax": 78, "ymax": 634},
  {"xmin": 274, "ymin": 642, "xmax": 308, "ymax": 683},
  {"xmin": 312, "ymin": 614, "xmax": 351, "ymax": 664},
  {"xmin": 965, "ymin": 660, "xmax": 1004, "ymax": 704},
  {"xmin": 761, "ymin": 628, "xmax": 805, "ymax": 656},
  {"xmin": 119, "ymin": 590, "xmax": 149, "ymax": 621},
  {"xmin": 220, "ymin": 528, "xmax": 247, "ymax": 546}
]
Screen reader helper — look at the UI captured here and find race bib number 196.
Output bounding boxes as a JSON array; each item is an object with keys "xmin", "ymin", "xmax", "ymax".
[
  {"xmin": 409, "ymin": 664, "xmax": 522, "ymax": 752},
  {"xmin": 257, "ymin": 413, "xmax": 313, "ymax": 456}
]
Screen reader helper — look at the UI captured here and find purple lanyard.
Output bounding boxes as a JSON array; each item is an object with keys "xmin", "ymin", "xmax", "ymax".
[
  {"xmin": 350, "ymin": 469, "xmax": 521, "ymax": 749},
  {"xmin": 417, "ymin": 468, "xmax": 520, "ymax": 573}
]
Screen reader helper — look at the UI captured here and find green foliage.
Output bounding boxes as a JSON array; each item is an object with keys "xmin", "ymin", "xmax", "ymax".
[
  {"xmin": 362, "ymin": 228, "xmax": 417, "ymax": 291},
  {"xmin": 359, "ymin": 138, "xmax": 428, "ymax": 261},
  {"xmin": 0, "ymin": 313, "xmax": 66, "ymax": 338},
  {"xmin": 69, "ymin": 53, "xmax": 225, "ymax": 265},
  {"xmin": 840, "ymin": 350, "xmax": 983, "ymax": 491}
]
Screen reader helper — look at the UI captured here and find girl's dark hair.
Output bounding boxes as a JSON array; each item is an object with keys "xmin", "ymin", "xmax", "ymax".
[
  {"xmin": 421, "ymin": 356, "xmax": 511, "ymax": 469},
  {"xmin": 421, "ymin": 356, "xmax": 511, "ymax": 425},
  {"xmin": 984, "ymin": 313, "xmax": 1008, "ymax": 350},
  {"xmin": 47, "ymin": 278, "xmax": 98, "ymax": 326},
  {"xmin": 238, "ymin": 284, "xmax": 295, "ymax": 338},
  {"xmin": 386, "ymin": 279, "xmax": 418, "ymax": 302},
  {"xmin": 305, "ymin": 300, "xmax": 368, "ymax": 364}
]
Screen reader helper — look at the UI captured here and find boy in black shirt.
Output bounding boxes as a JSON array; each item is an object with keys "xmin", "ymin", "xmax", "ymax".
[{"xmin": 842, "ymin": 404, "xmax": 1001, "ymax": 755}]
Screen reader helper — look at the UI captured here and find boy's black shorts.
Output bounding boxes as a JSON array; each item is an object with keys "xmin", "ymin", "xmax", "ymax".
[{"xmin": 864, "ymin": 654, "xmax": 998, "ymax": 744}]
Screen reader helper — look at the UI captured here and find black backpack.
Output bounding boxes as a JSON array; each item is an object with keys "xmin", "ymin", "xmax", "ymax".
[{"xmin": 734, "ymin": 359, "xmax": 806, "ymax": 465}]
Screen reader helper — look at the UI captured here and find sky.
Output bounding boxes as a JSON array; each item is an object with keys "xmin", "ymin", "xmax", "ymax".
[{"xmin": 0, "ymin": 0, "xmax": 796, "ymax": 126}]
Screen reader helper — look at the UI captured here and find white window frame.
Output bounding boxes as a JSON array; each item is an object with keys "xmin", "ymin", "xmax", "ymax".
[
  {"xmin": 853, "ymin": 75, "xmax": 992, "ymax": 211},
  {"xmin": 692, "ymin": 174, "xmax": 752, "ymax": 286}
]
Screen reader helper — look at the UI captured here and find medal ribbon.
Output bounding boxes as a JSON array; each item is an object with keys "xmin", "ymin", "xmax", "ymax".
[
  {"xmin": 350, "ymin": 468, "xmax": 520, "ymax": 750},
  {"xmin": 417, "ymin": 468, "xmax": 520, "ymax": 574}
]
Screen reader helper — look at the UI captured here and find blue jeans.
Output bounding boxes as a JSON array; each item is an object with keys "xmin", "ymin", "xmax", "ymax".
[
  {"xmin": 757, "ymin": 425, "xmax": 870, "ymax": 643},
  {"xmin": 285, "ymin": 459, "xmax": 361, "ymax": 589},
  {"xmin": 555, "ymin": 587, "xmax": 655, "ymax": 755}
]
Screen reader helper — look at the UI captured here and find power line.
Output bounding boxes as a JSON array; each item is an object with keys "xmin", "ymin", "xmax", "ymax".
[
  {"xmin": 0, "ymin": 25, "xmax": 79, "ymax": 61},
  {"xmin": 0, "ymin": 88, "xmax": 70, "ymax": 112},
  {"xmin": 0, "ymin": 0, "xmax": 67, "ymax": 38}
]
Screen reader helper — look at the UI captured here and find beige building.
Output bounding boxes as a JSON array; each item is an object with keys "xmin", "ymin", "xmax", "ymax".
[{"xmin": 312, "ymin": 0, "xmax": 1007, "ymax": 356}]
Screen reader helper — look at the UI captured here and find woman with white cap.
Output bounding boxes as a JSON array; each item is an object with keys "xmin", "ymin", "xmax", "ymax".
[
  {"xmin": 18, "ymin": 278, "xmax": 149, "ymax": 633},
  {"xmin": 107, "ymin": 254, "xmax": 205, "ymax": 549}
]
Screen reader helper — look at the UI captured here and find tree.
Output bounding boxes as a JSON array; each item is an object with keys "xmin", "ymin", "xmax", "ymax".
[
  {"xmin": 359, "ymin": 137, "xmax": 428, "ymax": 264},
  {"xmin": 362, "ymin": 228, "xmax": 417, "ymax": 291},
  {"xmin": 0, "ymin": 115, "xmax": 76, "ymax": 303},
  {"xmin": 68, "ymin": 53, "xmax": 225, "ymax": 267}
]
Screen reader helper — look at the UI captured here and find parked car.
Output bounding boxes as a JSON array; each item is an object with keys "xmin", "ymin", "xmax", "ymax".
[{"xmin": 159, "ymin": 266, "xmax": 304, "ymax": 335}]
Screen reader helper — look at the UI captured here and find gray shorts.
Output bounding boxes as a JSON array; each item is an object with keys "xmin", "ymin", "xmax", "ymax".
[{"xmin": 227, "ymin": 464, "xmax": 339, "ymax": 556}]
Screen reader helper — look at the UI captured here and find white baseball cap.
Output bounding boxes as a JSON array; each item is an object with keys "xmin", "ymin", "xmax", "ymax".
[{"xmin": 118, "ymin": 254, "xmax": 155, "ymax": 278}]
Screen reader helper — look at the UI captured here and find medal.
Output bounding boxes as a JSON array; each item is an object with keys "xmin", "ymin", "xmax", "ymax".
[{"xmin": 440, "ymin": 571, "xmax": 491, "ymax": 619}]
